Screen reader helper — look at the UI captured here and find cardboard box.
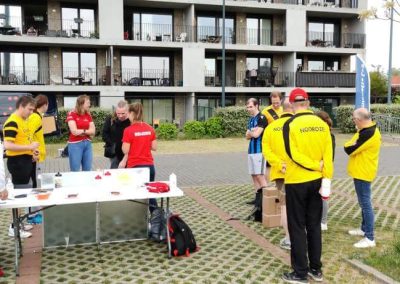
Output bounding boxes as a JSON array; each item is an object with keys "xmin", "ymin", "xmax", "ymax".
[
  {"xmin": 263, "ymin": 186, "xmax": 279, "ymax": 197},
  {"xmin": 42, "ymin": 116, "xmax": 57, "ymax": 134},
  {"xmin": 263, "ymin": 196, "xmax": 281, "ymax": 215},
  {"xmin": 262, "ymin": 214, "xmax": 281, "ymax": 228}
]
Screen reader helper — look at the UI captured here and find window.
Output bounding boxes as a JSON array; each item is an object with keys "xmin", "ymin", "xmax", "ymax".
[
  {"xmin": 196, "ymin": 97, "xmax": 235, "ymax": 121},
  {"xmin": 0, "ymin": 5, "xmax": 22, "ymax": 32},
  {"xmin": 62, "ymin": 7, "xmax": 95, "ymax": 37},
  {"xmin": 62, "ymin": 52, "xmax": 96, "ymax": 84},
  {"xmin": 126, "ymin": 97, "xmax": 174, "ymax": 125},
  {"xmin": 121, "ymin": 55, "xmax": 171, "ymax": 86},
  {"xmin": 308, "ymin": 20, "xmax": 340, "ymax": 47},
  {"xmin": 246, "ymin": 17, "xmax": 272, "ymax": 45},
  {"xmin": 197, "ymin": 16, "xmax": 235, "ymax": 44},
  {"xmin": 0, "ymin": 52, "xmax": 39, "ymax": 84},
  {"xmin": 132, "ymin": 12, "xmax": 172, "ymax": 41}
]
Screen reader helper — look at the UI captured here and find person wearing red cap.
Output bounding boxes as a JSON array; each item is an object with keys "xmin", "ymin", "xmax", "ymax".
[{"xmin": 281, "ymin": 88, "xmax": 334, "ymax": 283}]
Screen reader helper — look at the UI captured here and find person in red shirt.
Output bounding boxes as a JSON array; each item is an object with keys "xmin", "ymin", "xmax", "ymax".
[
  {"xmin": 120, "ymin": 102, "xmax": 157, "ymax": 211},
  {"xmin": 66, "ymin": 95, "xmax": 96, "ymax": 171}
]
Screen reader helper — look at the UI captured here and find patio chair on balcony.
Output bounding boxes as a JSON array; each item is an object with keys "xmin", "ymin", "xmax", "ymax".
[
  {"xmin": 160, "ymin": 78, "xmax": 170, "ymax": 86},
  {"xmin": 8, "ymin": 74, "xmax": 19, "ymax": 85},
  {"xmin": 128, "ymin": 77, "xmax": 141, "ymax": 86},
  {"xmin": 176, "ymin": 32, "xmax": 187, "ymax": 42}
]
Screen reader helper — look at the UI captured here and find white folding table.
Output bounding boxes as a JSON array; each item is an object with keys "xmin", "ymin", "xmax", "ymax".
[{"xmin": 0, "ymin": 168, "xmax": 184, "ymax": 275}]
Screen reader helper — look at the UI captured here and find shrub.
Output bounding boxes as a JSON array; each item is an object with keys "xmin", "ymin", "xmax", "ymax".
[
  {"xmin": 156, "ymin": 123, "xmax": 178, "ymax": 140},
  {"xmin": 183, "ymin": 120, "xmax": 206, "ymax": 139},
  {"xmin": 204, "ymin": 116, "xmax": 223, "ymax": 138},
  {"xmin": 214, "ymin": 106, "xmax": 249, "ymax": 137},
  {"xmin": 335, "ymin": 104, "xmax": 400, "ymax": 133}
]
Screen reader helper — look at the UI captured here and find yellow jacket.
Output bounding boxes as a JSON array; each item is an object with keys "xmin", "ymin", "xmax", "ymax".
[
  {"xmin": 262, "ymin": 113, "xmax": 293, "ymax": 181},
  {"xmin": 344, "ymin": 122, "xmax": 381, "ymax": 182},
  {"xmin": 3, "ymin": 113, "xmax": 33, "ymax": 156},
  {"xmin": 283, "ymin": 110, "xmax": 333, "ymax": 184},
  {"xmin": 28, "ymin": 111, "xmax": 46, "ymax": 162},
  {"xmin": 262, "ymin": 106, "xmax": 283, "ymax": 125}
]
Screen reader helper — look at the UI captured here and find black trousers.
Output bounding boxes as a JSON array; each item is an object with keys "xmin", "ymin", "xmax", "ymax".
[
  {"xmin": 286, "ymin": 178, "xmax": 322, "ymax": 277},
  {"xmin": 30, "ymin": 161, "xmax": 37, "ymax": 188},
  {"xmin": 7, "ymin": 155, "xmax": 33, "ymax": 185}
]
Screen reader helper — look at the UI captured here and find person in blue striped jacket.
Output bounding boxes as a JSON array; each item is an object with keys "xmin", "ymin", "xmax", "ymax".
[{"xmin": 245, "ymin": 98, "xmax": 268, "ymax": 205}]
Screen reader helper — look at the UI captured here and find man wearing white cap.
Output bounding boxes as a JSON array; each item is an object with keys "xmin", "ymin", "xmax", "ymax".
[{"xmin": 281, "ymin": 88, "xmax": 333, "ymax": 284}]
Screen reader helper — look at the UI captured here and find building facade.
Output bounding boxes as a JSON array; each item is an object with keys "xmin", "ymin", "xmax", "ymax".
[{"xmin": 0, "ymin": 0, "xmax": 366, "ymax": 126}]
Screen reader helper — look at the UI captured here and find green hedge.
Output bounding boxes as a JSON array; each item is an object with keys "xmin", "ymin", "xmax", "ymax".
[
  {"xmin": 204, "ymin": 116, "xmax": 223, "ymax": 138},
  {"xmin": 156, "ymin": 123, "xmax": 178, "ymax": 140},
  {"xmin": 335, "ymin": 104, "xmax": 400, "ymax": 133},
  {"xmin": 183, "ymin": 120, "xmax": 206, "ymax": 139}
]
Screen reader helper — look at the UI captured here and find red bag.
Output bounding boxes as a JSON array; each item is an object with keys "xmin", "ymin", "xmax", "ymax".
[{"xmin": 146, "ymin": 182, "xmax": 170, "ymax": 193}]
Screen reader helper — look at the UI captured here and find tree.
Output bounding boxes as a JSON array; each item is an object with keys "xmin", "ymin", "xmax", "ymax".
[
  {"xmin": 359, "ymin": 1, "xmax": 400, "ymax": 23},
  {"xmin": 392, "ymin": 67, "xmax": 400, "ymax": 76},
  {"xmin": 370, "ymin": 70, "xmax": 388, "ymax": 103}
]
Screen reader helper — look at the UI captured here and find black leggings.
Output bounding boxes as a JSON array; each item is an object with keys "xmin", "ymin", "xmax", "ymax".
[{"xmin": 7, "ymin": 155, "xmax": 33, "ymax": 185}]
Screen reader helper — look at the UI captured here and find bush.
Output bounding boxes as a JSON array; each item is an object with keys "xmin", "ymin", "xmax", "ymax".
[
  {"xmin": 335, "ymin": 104, "xmax": 400, "ymax": 133},
  {"xmin": 156, "ymin": 123, "xmax": 178, "ymax": 140},
  {"xmin": 214, "ymin": 106, "xmax": 249, "ymax": 137},
  {"xmin": 183, "ymin": 120, "xmax": 206, "ymax": 139},
  {"xmin": 204, "ymin": 116, "xmax": 223, "ymax": 138}
]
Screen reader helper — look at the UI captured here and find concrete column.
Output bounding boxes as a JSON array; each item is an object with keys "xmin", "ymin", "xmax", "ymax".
[
  {"xmin": 185, "ymin": 93, "xmax": 195, "ymax": 121},
  {"xmin": 272, "ymin": 15, "xmax": 285, "ymax": 45},
  {"xmin": 341, "ymin": 55, "xmax": 351, "ymax": 72},
  {"xmin": 182, "ymin": 47, "xmax": 205, "ymax": 87},
  {"xmin": 174, "ymin": 9, "xmax": 184, "ymax": 40},
  {"xmin": 47, "ymin": 0, "xmax": 61, "ymax": 31},
  {"xmin": 49, "ymin": 47, "xmax": 62, "ymax": 85},
  {"xmin": 236, "ymin": 53, "xmax": 246, "ymax": 85},
  {"xmin": 113, "ymin": 49, "xmax": 121, "ymax": 84},
  {"xmin": 98, "ymin": 0, "xmax": 124, "ymax": 40},
  {"xmin": 184, "ymin": 4, "xmax": 195, "ymax": 41},
  {"xmin": 236, "ymin": 13, "xmax": 246, "ymax": 44},
  {"xmin": 174, "ymin": 51, "xmax": 183, "ymax": 86},
  {"xmin": 100, "ymin": 89, "xmax": 125, "ymax": 108},
  {"xmin": 286, "ymin": 9, "xmax": 306, "ymax": 47},
  {"xmin": 97, "ymin": 49, "xmax": 107, "ymax": 85},
  {"xmin": 174, "ymin": 94, "xmax": 185, "ymax": 127}
]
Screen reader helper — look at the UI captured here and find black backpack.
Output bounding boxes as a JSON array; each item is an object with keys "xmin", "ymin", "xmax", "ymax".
[
  {"xmin": 168, "ymin": 214, "xmax": 198, "ymax": 257},
  {"xmin": 247, "ymin": 188, "xmax": 263, "ymax": 222},
  {"xmin": 149, "ymin": 207, "xmax": 167, "ymax": 242}
]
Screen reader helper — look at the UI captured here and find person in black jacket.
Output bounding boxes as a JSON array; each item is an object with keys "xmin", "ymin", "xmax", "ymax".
[{"xmin": 102, "ymin": 100, "xmax": 131, "ymax": 168}]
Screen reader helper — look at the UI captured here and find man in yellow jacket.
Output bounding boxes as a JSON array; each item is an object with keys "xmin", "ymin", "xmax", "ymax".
[
  {"xmin": 262, "ymin": 98, "xmax": 293, "ymax": 250},
  {"xmin": 345, "ymin": 108, "xmax": 381, "ymax": 248},
  {"xmin": 281, "ymin": 88, "xmax": 333, "ymax": 284}
]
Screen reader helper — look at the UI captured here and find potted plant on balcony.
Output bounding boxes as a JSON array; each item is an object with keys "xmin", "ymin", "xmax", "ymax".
[{"xmin": 89, "ymin": 31, "xmax": 99, "ymax": 39}]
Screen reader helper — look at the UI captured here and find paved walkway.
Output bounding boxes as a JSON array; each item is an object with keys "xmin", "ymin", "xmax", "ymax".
[{"xmin": 43, "ymin": 146, "xmax": 400, "ymax": 186}]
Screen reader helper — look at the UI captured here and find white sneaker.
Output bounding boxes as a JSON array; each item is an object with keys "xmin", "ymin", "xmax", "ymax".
[
  {"xmin": 22, "ymin": 223, "xmax": 33, "ymax": 231},
  {"xmin": 348, "ymin": 229, "xmax": 365, "ymax": 236},
  {"xmin": 8, "ymin": 225, "xmax": 32, "ymax": 238},
  {"xmin": 354, "ymin": 237, "xmax": 376, "ymax": 248},
  {"xmin": 321, "ymin": 223, "xmax": 328, "ymax": 231}
]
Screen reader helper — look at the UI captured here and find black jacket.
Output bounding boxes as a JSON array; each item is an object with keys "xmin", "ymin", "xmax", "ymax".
[{"xmin": 102, "ymin": 115, "xmax": 130, "ymax": 161}]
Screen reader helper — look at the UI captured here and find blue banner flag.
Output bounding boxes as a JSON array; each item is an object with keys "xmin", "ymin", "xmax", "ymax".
[{"xmin": 355, "ymin": 55, "xmax": 370, "ymax": 110}]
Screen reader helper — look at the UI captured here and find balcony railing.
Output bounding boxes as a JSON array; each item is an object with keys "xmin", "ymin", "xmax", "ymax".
[
  {"xmin": 205, "ymin": 70, "xmax": 295, "ymax": 87},
  {"xmin": 197, "ymin": 26, "xmax": 235, "ymax": 44},
  {"xmin": 120, "ymin": 68, "xmax": 183, "ymax": 87},
  {"xmin": 227, "ymin": 0, "xmax": 357, "ymax": 8},
  {"xmin": 296, "ymin": 71, "xmax": 355, "ymax": 87},
  {"xmin": 341, "ymin": 33, "xmax": 365, "ymax": 48},
  {"xmin": 236, "ymin": 28, "xmax": 286, "ymax": 46},
  {"xmin": 0, "ymin": 66, "xmax": 107, "ymax": 86},
  {"xmin": 0, "ymin": 15, "xmax": 98, "ymax": 38},
  {"xmin": 126, "ymin": 23, "xmax": 193, "ymax": 42},
  {"xmin": 307, "ymin": 31, "xmax": 341, "ymax": 47}
]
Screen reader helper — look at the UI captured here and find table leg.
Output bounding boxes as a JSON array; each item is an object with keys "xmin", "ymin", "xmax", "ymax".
[
  {"xmin": 166, "ymin": 197, "xmax": 171, "ymax": 258},
  {"xmin": 12, "ymin": 208, "xmax": 20, "ymax": 276},
  {"xmin": 96, "ymin": 202, "xmax": 100, "ymax": 244}
]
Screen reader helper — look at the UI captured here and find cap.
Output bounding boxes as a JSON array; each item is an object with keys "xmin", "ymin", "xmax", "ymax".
[{"xmin": 289, "ymin": 88, "xmax": 309, "ymax": 103}]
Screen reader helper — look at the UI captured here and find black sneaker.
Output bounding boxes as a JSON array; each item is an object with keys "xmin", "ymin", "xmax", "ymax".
[
  {"xmin": 282, "ymin": 271, "xmax": 309, "ymax": 284},
  {"xmin": 308, "ymin": 268, "xmax": 323, "ymax": 282},
  {"xmin": 245, "ymin": 199, "xmax": 256, "ymax": 205}
]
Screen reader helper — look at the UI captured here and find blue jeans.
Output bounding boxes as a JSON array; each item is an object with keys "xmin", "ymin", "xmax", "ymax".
[
  {"xmin": 354, "ymin": 179, "xmax": 374, "ymax": 240},
  {"xmin": 68, "ymin": 140, "xmax": 93, "ymax": 172}
]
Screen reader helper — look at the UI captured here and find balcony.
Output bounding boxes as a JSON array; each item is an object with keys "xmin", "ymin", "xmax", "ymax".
[
  {"xmin": 197, "ymin": 26, "xmax": 235, "ymax": 44},
  {"xmin": 205, "ymin": 70, "xmax": 295, "ymax": 87},
  {"xmin": 125, "ymin": 23, "xmax": 192, "ymax": 42},
  {"xmin": 307, "ymin": 31, "xmax": 365, "ymax": 48},
  {"xmin": 236, "ymin": 28, "xmax": 286, "ymax": 46},
  {"xmin": 341, "ymin": 33, "xmax": 365, "ymax": 48},
  {"xmin": 0, "ymin": 66, "xmax": 106, "ymax": 86},
  {"xmin": 227, "ymin": 0, "xmax": 357, "ymax": 8},
  {"xmin": 296, "ymin": 71, "xmax": 355, "ymax": 87},
  {"xmin": 0, "ymin": 15, "xmax": 98, "ymax": 38},
  {"xmin": 120, "ymin": 69, "xmax": 183, "ymax": 87}
]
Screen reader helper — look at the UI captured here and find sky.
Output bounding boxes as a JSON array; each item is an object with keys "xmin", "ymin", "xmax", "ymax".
[{"xmin": 366, "ymin": 0, "xmax": 400, "ymax": 72}]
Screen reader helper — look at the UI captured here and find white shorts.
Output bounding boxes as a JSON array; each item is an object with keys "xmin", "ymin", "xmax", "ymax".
[{"xmin": 248, "ymin": 153, "xmax": 265, "ymax": 175}]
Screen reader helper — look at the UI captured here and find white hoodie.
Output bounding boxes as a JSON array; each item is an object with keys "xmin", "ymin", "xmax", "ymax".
[{"xmin": 0, "ymin": 141, "xmax": 5, "ymax": 190}]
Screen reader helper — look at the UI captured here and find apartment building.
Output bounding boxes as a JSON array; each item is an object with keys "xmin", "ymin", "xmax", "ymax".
[{"xmin": 0, "ymin": 0, "xmax": 366, "ymax": 126}]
